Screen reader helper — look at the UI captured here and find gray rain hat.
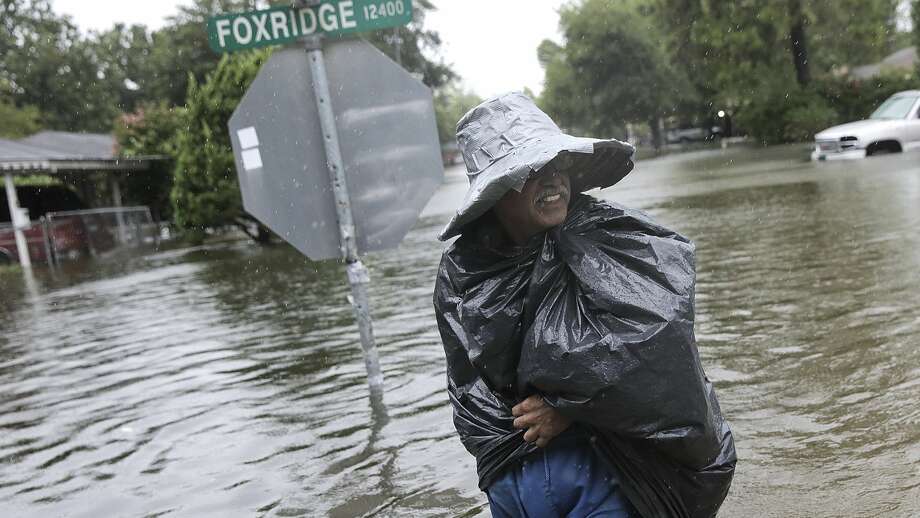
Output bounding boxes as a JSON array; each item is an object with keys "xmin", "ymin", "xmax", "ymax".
[{"xmin": 439, "ymin": 92, "xmax": 635, "ymax": 241}]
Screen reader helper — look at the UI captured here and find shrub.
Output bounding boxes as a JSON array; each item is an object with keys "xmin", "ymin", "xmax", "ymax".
[
  {"xmin": 0, "ymin": 99, "xmax": 41, "ymax": 138},
  {"xmin": 736, "ymin": 87, "xmax": 838, "ymax": 145},
  {"xmin": 171, "ymin": 50, "xmax": 270, "ymax": 244},
  {"xmin": 814, "ymin": 72, "xmax": 919, "ymax": 123},
  {"xmin": 737, "ymin": 71, "xmax": 919, "ymax": 145},
  {"xmin": 114, "ymin": 102, "xmax": 184, "ymax": 222}
]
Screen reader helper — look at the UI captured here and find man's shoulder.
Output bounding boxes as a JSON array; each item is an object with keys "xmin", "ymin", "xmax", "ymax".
[
  {"xmin": 567, "ymin": 195, "xmax": 691, "ymax": 244},
  {"xmin": 567, "ymin": 194, "xmax": 635, "ymax": 226}
]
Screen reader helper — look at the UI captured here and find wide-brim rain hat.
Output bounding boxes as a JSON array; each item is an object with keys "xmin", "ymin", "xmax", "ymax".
[{"xmin": 439, "ymin": 92, "xmax": 636, "ymax": 241}]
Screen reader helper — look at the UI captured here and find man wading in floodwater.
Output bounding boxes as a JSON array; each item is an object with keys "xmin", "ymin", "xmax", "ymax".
[{"xmin": 434, "ymin": 93, "xmax": 736, "ymax": 518}]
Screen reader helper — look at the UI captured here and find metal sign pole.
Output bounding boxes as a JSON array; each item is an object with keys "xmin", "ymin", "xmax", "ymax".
[{"xmin": 303, "ymin": 35, "xmax": 384, "ymax": 391}]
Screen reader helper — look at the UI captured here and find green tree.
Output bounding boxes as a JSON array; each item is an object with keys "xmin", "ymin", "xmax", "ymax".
[
  {"xmin": 540, "ymin": 0, "xmax": 689, "ymax": 148},
  {"xmin": 114, "ymin": 102, "xmax": 185, "ymax": 221},
  {"xmin": 915, "ymin": 0, "xmax": 920, "ymax": 75},
  {"xmin": 171, "ymin": 50, "xmax": 270, "ymax": 243},
  {"xmin": 87, "ymin": 1, "xmax": 255, "ymax": 110},
  {"xmin": 788, "ymin": 0, "xmax": 811, "ymax": 85},
  {"xmin": 0, "ymin": 100, "xmax": 41, "ymax": 138},
  {"xmin": 538, "ymin": 39, "xmax": 594, "ymax": 134},
  {"xmin": 651, "ymin": 0, "xmax": 908, "ymax": 143},
  {"xmin": 0, "ymin": 0, "xmax": 119, "ymax": 131},
  {"xmin": 809, "ymin": 0, "xmax": 901, "ymax": 70},
  {"xmin": 365, "ymin": 0, "xmax": 456, "ymax": 89},
  {"xmin": 656, "ymin": 0, "xmax": 902, "ymax": 110},
  {"xmin": 434, "ymin": 86, "xmax": 482, "ymax": 144},
  {"xmin": 90, "ymin": 23, "xmax": 158, "ymax": 114},
  {"xmin": 0, "ymin": 80, "xmax": 41, "ymax": 137},
  {"xmin": 145, "ymin": 0, "xmax": 256, "ymax": 106},
  {"xmin": 657, "ymin": 1, "xmax": 793, "ymax": 115}
]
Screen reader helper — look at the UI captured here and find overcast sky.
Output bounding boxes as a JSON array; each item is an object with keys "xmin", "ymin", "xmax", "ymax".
[{"xmin": 52, "ymin": 0, "xmax": 568, "ymax": 98}]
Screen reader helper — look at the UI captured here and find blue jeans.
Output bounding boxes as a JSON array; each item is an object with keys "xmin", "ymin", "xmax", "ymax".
[{"xmin": 486, "ymin": 429, "xmax": 638, "ymax": 518}]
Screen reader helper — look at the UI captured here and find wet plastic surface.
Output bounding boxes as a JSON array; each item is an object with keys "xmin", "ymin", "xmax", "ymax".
[{"xmin": 434, "ymin": 195, "xmax": 736, "ymax": 518}]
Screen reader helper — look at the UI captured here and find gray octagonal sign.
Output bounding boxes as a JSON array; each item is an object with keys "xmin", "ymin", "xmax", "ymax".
[{"xmin": 229, "ymin": 38, "xmax": 444, "ymax": 261}]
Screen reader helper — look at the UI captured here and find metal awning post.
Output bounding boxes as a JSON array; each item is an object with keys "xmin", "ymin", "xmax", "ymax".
[
  {"xmin": 4, "ymin": 173, "xmax": 31, "ymax": 268},
  {"xmin": 39, "ymin": 216, "xmax": 55, "ymax": 267},
  {"xmin": 110, "ymin": 175, "xmax": 128, "ymax": 244}
]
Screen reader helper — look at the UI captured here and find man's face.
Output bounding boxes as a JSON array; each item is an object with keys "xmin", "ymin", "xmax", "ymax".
[{"xmin": 493, "ymin": 168, "xmax": 571, "ymax": 244}]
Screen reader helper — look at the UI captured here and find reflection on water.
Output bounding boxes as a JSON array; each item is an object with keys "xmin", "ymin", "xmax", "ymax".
[{"xmin": 1, "ymin": 145, "xmax": 918, "ymax": 517}]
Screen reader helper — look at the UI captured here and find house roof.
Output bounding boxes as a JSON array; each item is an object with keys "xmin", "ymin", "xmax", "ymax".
[
  {"xmin": 851, "ymin": 46, "xmax": 918, "ymax": 80},
  {"xmin": 0, "ymin": 137, "xmax": 72, "ymax": 161},
  {"xmin": 18, "ymin": 131, "xmax": 118, "ymax": 159},
  {"xmin": 0, "ymin": 131, "xmax": 160, "ymax": 174}
]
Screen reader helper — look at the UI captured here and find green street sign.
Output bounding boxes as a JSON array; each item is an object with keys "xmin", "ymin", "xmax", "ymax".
[{"xmin": 207, "ymin": 0, "xmax": 413, "ymax": 53}]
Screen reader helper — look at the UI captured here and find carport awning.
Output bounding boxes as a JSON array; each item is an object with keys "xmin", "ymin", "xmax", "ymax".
[{"xmin": 0, "ymin": 131, "xmax": 164, "ymax": 174}]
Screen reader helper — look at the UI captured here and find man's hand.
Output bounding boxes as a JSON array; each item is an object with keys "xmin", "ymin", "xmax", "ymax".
[{"xmin": 511, "ymin": 395, "xmax": 572, "ymax": 448}]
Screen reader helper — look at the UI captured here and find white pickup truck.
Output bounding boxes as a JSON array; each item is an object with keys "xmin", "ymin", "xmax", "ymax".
[{"xmin": 812, "ymin": 90, "xmax": 920, "ymax": 160}]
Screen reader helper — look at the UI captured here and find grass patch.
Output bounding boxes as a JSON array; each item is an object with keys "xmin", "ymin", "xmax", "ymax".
[
  {"xmin": 0, "ymin": 262, "xmax": 22, "ymax": 274},
  {"xmin": 13, "ymin": 175, "xmax": 61, "ymax": 187}
]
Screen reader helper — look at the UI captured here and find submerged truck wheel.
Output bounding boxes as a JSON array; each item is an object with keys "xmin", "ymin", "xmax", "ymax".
[{"xmin": 866, "ymin": 140, "xmax": 903, "ymax": 156}]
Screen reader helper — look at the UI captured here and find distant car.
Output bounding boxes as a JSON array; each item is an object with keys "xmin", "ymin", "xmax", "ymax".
[
  {"xmin": 666, "ymin": 126, "xmax": 712, "ymax": 144},
  {"xmin": 812, "ymin": 90, "xmax": 920, "ymax": 160}
]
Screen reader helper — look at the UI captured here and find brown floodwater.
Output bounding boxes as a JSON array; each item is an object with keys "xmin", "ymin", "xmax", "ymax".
[{"xmin": 1, "ymin": 145, "xmax": 918, "ymax": 517}]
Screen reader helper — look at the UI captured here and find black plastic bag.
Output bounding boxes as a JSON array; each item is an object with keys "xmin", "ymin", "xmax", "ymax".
[{"xmin": 434, "ymin": 195, "xmax": 736, "ymax": 518}]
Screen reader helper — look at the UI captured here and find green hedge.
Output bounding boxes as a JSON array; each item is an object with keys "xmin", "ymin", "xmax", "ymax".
[
  {"xmin": 815, "ymin": 73, "xmax": 919, "ymax": 122},
  {"xmin": 738, "ymin": 72, "xmax": 919, "ymax": 145},
  {"xmin": 114, "ymin": 102, "xmax": 184, "ymax": 222},
  {"xmin": 736, "ymin": 87, "xmax": 838, "ymax": 145},
  {"xmin": 171, "ymin": 50, "xmax": 268, "ymax": 244}
]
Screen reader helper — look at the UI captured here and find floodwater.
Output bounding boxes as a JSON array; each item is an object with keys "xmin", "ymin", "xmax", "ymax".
[{"xmin": 1, "ymin": 145, "xmax": 919, "ymax": 517}]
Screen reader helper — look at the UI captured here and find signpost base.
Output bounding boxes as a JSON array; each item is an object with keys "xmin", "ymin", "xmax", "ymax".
[{"xmin": 346, "ymin": 260, "xmax": 383, "ymax": 391}]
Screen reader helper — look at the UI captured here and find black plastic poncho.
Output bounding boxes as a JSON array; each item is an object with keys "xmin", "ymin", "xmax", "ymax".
[{"xmin": 434, "ymin": 195, "xmax": 736, "ymax": 518}]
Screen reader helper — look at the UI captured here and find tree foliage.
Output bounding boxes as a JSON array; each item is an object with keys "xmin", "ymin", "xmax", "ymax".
[
  {"xmin": 540, "ymin": 0, "xmax": 689, "ymax": 147},
  {"xmin": 434, "ymin": 86, "xmax": 482, "ymax": 144},
  {"xmin": 0, "ymin": 101, "xmax": 41, "ymax": 138},
  {"xmin": 364, "ymin": 0, "xmax": 456, "ymax": 90},
  {"xmin": 816, "ymin": 72, "xmax": 919, "ymax": 122},
  {"xmin": 114, "ymin": 102, "xmax": 185, "ymax": 221},
  {"xmin": 541, "ymin": 0, "xmax": 912, "ymax": 145},
  {"xmin": 915, "ymin": 0, "xmax": 920, "ymax": 72},
  {"xmin": 0, "ymin": 0, "xmax": 255, "ymax": 132},
  {"xmin": 0, "ymin": 0, "xmax": 120, "ymax": 131},
  {"xmin": 656, "ymin": 0, "xmax": 904, "ymax": 110},
  {"xmin": 734, "ymin": 86, "xmax": 836, "ymax": 145},
  {"xmin": 171, "ymin": 50, "xmax": 269, "ymax": 243},
  {"xmin": 808, "ymin": 0, "xmax": 902, "ymax": 70},
  {"xmin": 88, "ymin": 0, "xmax": 257, "ymax": 112},
  {"xmin": 145, "ymin": 0, "xmax": 256, "ymax": 106},
  {"xmin": 0, "ymin": 80, "xmax": 41, "ymax": 138}
]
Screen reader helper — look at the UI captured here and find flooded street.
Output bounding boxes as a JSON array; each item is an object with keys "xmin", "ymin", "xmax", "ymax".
[{"xmin": 2, "ymin": 145, "xmax": 919, "ymax": 517}]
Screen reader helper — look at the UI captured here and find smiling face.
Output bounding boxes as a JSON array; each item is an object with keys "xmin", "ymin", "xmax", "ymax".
[{"xmin": 492, "ymin": 167, "xmax": 572, "ymax": 245}]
